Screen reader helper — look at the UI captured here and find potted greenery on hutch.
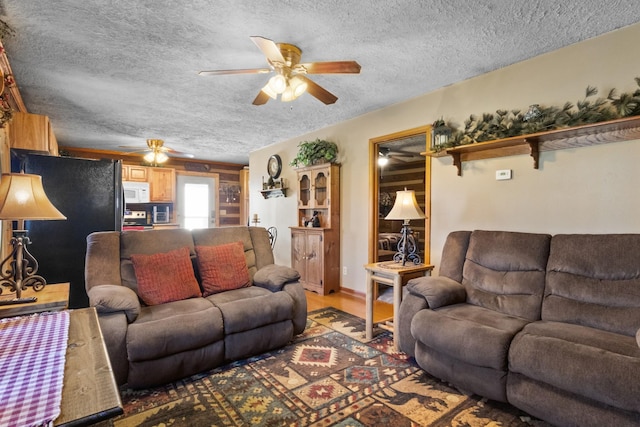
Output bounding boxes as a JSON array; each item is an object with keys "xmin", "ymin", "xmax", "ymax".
[{"xmin": 289, "ymin": 139, "xmax": 338, "ymax": 167}]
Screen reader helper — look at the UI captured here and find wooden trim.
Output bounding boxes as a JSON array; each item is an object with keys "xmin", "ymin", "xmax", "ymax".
[
  {"xmin": 59, "ymin": 146, "xmax": 245, "ymax": 170},
  {"xmin": 369, "ymin": 125, "xmax": 432, "ymax": 264},
  {"xmin": 338, "ymin": 285, "xmax": 364, "ymax": 299},
  {"xmin": 424, "ymin": 141, "xmax": 432, "ymax": 264}
]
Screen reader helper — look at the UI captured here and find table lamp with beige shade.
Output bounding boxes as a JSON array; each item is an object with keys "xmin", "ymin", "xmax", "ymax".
[
  {"xmin": 384, "ymin": 188, "xmax": 425, "ymax": 266},
  {"xmin": 0, "ymin": 172, "xmax": 66, "ymax": 304}
]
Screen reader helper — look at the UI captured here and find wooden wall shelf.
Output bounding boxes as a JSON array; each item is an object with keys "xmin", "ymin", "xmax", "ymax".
[
  {"xmin": 423, "ymin": 116, "xmax": 640, "ymax": 176},
  {"xmin": 260, "ymin": 188, "xmax": 288, "ymax": 199}
]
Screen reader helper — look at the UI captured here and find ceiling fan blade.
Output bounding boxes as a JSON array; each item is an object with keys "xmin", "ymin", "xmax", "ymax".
[
  {"xmin": 298, "ymin": 61, "xmax": 361, "ymax": 74},
  {"xmin": 198, "ymin": 68, "xmax": 271, "ymax": 76},
  {"xmin": 169, "ymin": 152, "xmax": 196, "ymax": 158},
  {"xmin": 118, "ymin": 148, "xmax": 148, "ymax": 154},
  {"xmin": 389, "ymin": 156, "xmax": 410, "ymax": 163},
  {"xmin": 253, "ymin": 90, "xmax": 271, "ymax": 105},
  {"xmin": 299, "ymin": 76, "xmax": 338, "ymax": 105},
  {"xmin": 162, "ymin": 147, "xmax": 195, "ymax": 158},
  {"xmin": 250, "ymin": 36, "xmax": 285, "ymax": 65}
]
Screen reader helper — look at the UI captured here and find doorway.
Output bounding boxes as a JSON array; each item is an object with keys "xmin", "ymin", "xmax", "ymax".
[
  {"xmin": 369, "ymin": 126, "xmax": 432, "ymax": 264},
  {"xmin": 177, "ymin": 174, "xmax": 218, "ymax": 229}
]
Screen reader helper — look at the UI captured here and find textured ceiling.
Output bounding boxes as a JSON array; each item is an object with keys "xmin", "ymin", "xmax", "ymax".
[{"xmin": 2, "ymin": 1, "xmax": 640, "ymax": 164}]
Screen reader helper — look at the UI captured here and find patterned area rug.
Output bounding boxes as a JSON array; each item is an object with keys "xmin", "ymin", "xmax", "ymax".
[{"xmin": 98, "ymin": 308, "xmax": 551, "ymax": 427}]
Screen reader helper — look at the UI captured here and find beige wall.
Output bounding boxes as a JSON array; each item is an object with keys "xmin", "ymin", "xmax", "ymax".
[{"xmin": 250, "ymin": 22, "xmax": 640, "ymax": 294}]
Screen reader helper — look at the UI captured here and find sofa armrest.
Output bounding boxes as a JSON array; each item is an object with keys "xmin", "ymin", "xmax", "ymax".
[
  {"xmin": 406, "ymin": 276, "xmax": 466, "ymax": 309},
  {"xmin": 282, "ymin": 282, "xmax": 307, "ymax": 335},
  {"xmin": 253, "ymin": 264, "xmax": 301, "ymax": 292},
  {"xmin": 88, "ymin": 285, "xmax": 140, "ymax": 323}
]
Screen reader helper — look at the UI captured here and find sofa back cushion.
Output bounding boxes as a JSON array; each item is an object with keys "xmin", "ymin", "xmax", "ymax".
[
  {"xmin": 120, "ymin": 229, "xmax": 196, "ymax": 294},
  {"xmin": 544, "ymin": 234, "xmax": 640, "ymax": 336},
  {"xmin": 462, "ymin": 230, "xmax": 551, "ymax": 321}
]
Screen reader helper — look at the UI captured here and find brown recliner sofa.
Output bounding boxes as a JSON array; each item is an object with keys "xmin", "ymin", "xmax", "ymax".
[
  {"xmin": 399, "ymin": 230, "xmax": 640, "ymax": 427},
  {"xmin": 85, "ymin": 226, "xmax": 307, "ymax": 389}
]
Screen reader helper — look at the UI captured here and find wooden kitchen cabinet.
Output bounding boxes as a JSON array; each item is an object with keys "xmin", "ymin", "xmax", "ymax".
[
  {"xmin": 8, "ymin": 112, "xmax": 59, "ymax": 155},
  {"xmin": 122, "ymin": 165, "xmax": 148, "ymax": 182},
  {"xmin": 291, "ymin": 163, "xmax": 340, "ymax": 294},
  {"xmin": 148, "ymin": 167, "xmax": 175, "ymax": 202}
]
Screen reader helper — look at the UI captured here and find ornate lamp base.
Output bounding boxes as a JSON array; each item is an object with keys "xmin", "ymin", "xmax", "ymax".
[
  {"xmin": 0, "ymin": 230, "xmax": 46, "ymax": 304},
  {"xmin": 393, "ymin": 221, "xmax": 422, "ymax": 266}
]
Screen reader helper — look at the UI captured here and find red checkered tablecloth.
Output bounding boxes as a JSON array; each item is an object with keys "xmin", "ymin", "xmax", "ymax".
[{"xmin": 0, "ymin": 311, "xmax": 69, "ymax": 427}]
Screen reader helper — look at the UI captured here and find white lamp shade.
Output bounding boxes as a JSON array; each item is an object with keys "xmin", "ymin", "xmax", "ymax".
[
  {"xmin": 385, "ymin": 189, "xmax": 425, "ymax": 220},
  {"xmin": 281, "ymin": 85, "xmax": 296, "ymax": 102},
  {"xmin": 289, "ymin": 75, "xmax": 308, "ymax": 97},
  {"xmin": 144, "ymin": 151, "xmax": 169, "ymax": 164},
  {"xmin": 143, "ymin": 151, "xmax": 155, "ymax": 163},
  {"xmin": 261, "ymin": 84, "xmax": 278, "ymax": 99},
  {"xmin": 0, "ymin": 173, "xmax": 66, "ymax": 220},
  {"xmin": 155, "ymin": 152, "xmax": 169, "ymax": 163},
  {"xmin": 267, "ymin": 74, "xmax": 287, "ymax": 94}
]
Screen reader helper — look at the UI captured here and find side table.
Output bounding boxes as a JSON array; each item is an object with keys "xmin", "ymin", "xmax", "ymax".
[
  {"xmin": 0, "ymin": 282, "xmax": 69, "ymax": 318},
  {"xmin": 55, "ymin": 307, "xmax": 123, "ymax": 426},
  {"xmin": 364, "ymin": 261, "xmax": 433, "ymax": 349}
]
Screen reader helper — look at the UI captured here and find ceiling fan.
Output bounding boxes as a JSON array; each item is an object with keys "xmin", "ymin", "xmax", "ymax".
[
  {"xmin": 378, "ymin": 147, "xmax": 422, "ymax": 166},
  {"xmin": 119, "ymin": 139, "xmax": 194, "ymax": 166},
  {"xmin": 198, "ymin": 36, "xmax": 361, "ymax": 105}
]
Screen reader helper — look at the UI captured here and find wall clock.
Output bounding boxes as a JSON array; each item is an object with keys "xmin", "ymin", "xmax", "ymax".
[{"xmin": 267, "ymin": 154, "xmax": 282, "ymax": 179}]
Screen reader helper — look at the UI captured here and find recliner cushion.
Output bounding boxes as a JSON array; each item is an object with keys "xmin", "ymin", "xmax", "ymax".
[
  {"xmin": 509, "ymin": 321, "xmax": 640, "ymax": 413},
  {"xmin": 206, "ymin": 287, "xmax": 293, "ymax": 334},
  {"xmin": 127, "ymin": 297, "xmax": 224, "ymax": 361},
  {"xmin": 411, "ymin": 303, "xmax": 530, "ymax": 370}
]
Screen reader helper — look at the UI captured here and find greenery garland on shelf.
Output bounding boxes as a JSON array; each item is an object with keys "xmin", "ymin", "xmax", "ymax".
[{"xmin": 432, "ymin": 77, "xmax": 640, "ymax": 152}]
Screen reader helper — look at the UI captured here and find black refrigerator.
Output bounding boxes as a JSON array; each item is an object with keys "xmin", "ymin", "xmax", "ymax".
[{"xmin": 11, "ymin": 152, "xmax": 123, "ymax": 308}]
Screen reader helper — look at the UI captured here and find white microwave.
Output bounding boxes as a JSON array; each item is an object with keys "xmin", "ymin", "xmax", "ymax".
[{"xmin": 123, "ymin": 181, "xmax": 150, "ymax": 204}]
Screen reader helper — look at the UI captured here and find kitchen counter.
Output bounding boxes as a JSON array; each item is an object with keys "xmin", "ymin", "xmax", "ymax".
[{"xmin": 150, "ymin": 223, "xmax": 180, "ymax": 229}]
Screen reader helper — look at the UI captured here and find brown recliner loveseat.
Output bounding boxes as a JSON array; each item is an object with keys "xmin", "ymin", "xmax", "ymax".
[
  {"xmin": 85, "ymin": 226, "xmax": 306, "ymax": 389},
  {"xmin": 399, "ymin": 230, "xmax": 640, "ymax": 427}
]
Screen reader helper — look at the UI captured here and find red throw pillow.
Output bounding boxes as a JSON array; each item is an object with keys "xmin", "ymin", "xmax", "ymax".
[
  {"xmin": 131, "ymin": 246, "xmax": 201, "ymax": 305},
  {"xmin": 196, "ymin": 241, "xmax": 250, "ymax": 296}
]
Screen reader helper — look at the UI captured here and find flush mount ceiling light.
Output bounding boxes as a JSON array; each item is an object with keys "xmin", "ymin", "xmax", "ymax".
[{"xmin": 198, "ymin": 36, "xmax": 361, "ymax": 105}]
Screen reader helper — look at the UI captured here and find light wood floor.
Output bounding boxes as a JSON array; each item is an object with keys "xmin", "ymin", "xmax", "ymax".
[{"xmin": 305, "ymin": 290, "xmax": 394, "ymax": 323}]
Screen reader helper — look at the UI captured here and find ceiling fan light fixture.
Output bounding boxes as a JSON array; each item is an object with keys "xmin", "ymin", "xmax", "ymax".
[
  {"xmin": 268, "ymin": 74, "xmax": 287, "ymax": 94},
  {"xmin": 378, "ymin": 156, "xmax": 389, "ymax": 166},
  {"xmin": 289, "ymin": 75, "xmax": 308, "ymax": 98},
  {"xmin": 143, "ymin": 150, "xmax": 169, "ymax": 165},
  {"xmin": 155, "ymin": 152, "xmax": 169, "ymax": 163},
  {"xmin": 280, "ymin": 85, "xmax": 296, "ymax": 102},
  {"xmin": 261, "ymin": 84, "xmax": 278, "ymax": 99}
]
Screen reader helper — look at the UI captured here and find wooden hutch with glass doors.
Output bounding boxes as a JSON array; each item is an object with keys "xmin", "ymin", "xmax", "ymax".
[{"xmin": 290, "ymin": 163, "xmax": 340, "ymax": 294}]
